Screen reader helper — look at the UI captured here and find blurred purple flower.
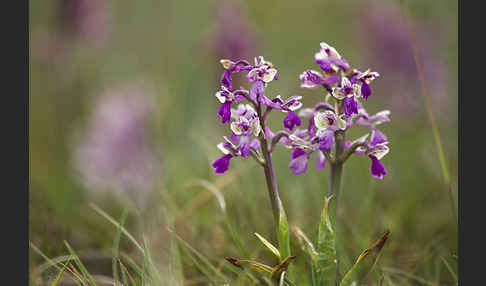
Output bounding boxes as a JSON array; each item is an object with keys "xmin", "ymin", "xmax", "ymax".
[
  {"xmin": 206, "ymin": 1, "xmax": 259, "ymax": 61},
  {"xmin": 360, "ymin": 0, "xmax": 449, "ymax": 116},
  {"xmin": 59, "ymin": 0, "xmax": 111, "ymax": 49},
  {"xmin": 74, "ymin": 84, "xmax": 159, "ymax": 195}
]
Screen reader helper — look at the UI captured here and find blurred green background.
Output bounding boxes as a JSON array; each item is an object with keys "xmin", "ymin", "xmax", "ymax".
[{"xmin": 30, "ymin": 0, "xmax": 457, "ymax": 284}]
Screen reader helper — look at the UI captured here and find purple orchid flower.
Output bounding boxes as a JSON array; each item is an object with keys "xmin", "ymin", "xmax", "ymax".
[
  {"xmin": 299, "ymin": 69, "xmax": 340, "ymax": 89},
  {"xmin": 212, "ymin": 136, "xmax": 242, "ymax": 174},
  {"xmin": 314, "ymin": 42, "xmax": 350, "ymax": 73},
  {"xmin": 366, "ymin": 143, "xmax": 389, "ymax": 180},
  {"xmin": 230, "ymin": 104, "xmax": 261, "ymax": 157},
  {"xmin": 247, "ymin": 56, "xmax": 278, "ymax": 83},
  {"xmin": 350, "ymin": 69, "xmax": 380, "ymax": 101},
  {"xmin": 215, "ymin": 85, "xmax": 247, "ymax": 124}
]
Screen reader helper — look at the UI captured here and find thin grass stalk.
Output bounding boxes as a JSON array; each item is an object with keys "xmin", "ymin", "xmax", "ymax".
[{"xmin": 399, "ymin": 0, "xmax": 457, "ymax": 226}]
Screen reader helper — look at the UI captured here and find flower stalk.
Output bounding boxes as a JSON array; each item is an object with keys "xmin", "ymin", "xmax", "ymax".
[{"xmin": 256, "ymin": 103, "xmax": 291, "ymax": 261}]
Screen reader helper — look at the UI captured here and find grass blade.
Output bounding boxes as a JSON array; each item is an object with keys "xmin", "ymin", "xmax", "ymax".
[
  {"xmin": 89, "ymin": 203, "xmax": 144, "ymax": 254},
  {"xmin": 169, "ymin": 232, "xmax": 184, "ymax": 285},
  {"xmin": 399, "ymin": 0, "xmax": 457, "ymax": 226},
  {"xmin": 63, "ymin": 241, "xmax": 97, "ymax": 286},
  {"xmin": 169, "ymin": 229, "xmax": 228, "ymax": 283},
  {"xmin": 441, "ymin": 256, "xmax": 458, "ymax": 282},
  {"xmin": 142, "ymin": 236, "xmax": 163, "ymax": 285},
  {"xmin": 50, "ymin": 257, "xmax": 72, "ymax": 286},
  {"xmin": 30, "ymin": 242, "xmax": 83, "ymax": 286},
  {"xmin": 339, "ymin": 230, "xmax": 390, "ymax": 286},
  {"xmin": 112, "ymin": 209, "xmax": 128, "ymax": 286}
]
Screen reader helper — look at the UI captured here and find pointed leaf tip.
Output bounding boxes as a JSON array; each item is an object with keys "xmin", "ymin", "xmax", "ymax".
[{"xmin": 255, "ymin": 232, "xmax": 281, "ymax": 259}]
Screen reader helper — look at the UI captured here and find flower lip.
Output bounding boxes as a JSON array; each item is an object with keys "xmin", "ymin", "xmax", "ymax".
[
  {"xmin": 369, "ymin": 154, "xmax": 387, "ymax": 179},
  {"xmin": 213, "ymin": 154, "xmax": 233, "ymax": 174}
]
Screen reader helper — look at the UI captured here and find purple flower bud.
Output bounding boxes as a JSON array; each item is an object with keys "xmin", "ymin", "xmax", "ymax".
[{"xmin": 283, "ymin": 111, "xmax": 302, "ymax": 131}]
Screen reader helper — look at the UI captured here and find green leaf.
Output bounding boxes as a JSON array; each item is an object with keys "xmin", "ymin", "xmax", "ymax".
[
  {"xmin": 292, "ymin": 226, "xmax": 318, "ymax": 286},
  {"xmin": 316, "ymin": 195, "xmax": 337, "ymax": 286},
  {"xmin": 339, "ymin": 230, "xmax": 390, "ymax": 286},
  {"xmin": 277, "ymin": 202, "xmax": 291, "ymax": 263},
  {"xmin": 169, "ymin": 232, "xmax": 184, "ymax": 285},
  {"xmin": 292, "ymin": 226, "xmax": 318, "ymax": 261},
  {"xmin": 112, "ymin": 210, "xmax": 127, "ymax": 286},
  {"xmin": 225, "ymin": 257, "xmax": 296, "ymax": 286},
  {"xmin": 255, "ymin": 232, "xmax": 281, "ymax": 259},
  {"xmin": 270, "ymin": 255, "xmax": 297, "ymax": 280}
]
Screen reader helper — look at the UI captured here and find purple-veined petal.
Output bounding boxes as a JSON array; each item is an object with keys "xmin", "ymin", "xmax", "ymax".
[
  {"xmin": 315, "ymin": 59, "xmax": 331, "ymax": 73},
  {"xmin": 316, "ymin": 150, "xmax": 327, "ymax": 170},
  {"xmin": 217, "ymin": 101, "xmax": 232, "ymax": 124},
  {"xmin": 361, "ymin": 81, "xmax": 372, "ymax": 100},
  {"xmin": 250, "ymin": 138, "xmax": 260, "ymax": 150},
  {"xmin": 221, "ymin": 70, "xmax": 232, "ymax": 91},
  {"xmin": 344, "ymin": 97, "xmax": 358, "ymax": 118},
  {"xmin": 291, "ymin": 147, "xmax": 307, "ymax": 159},
  {"xmin": 239, "ymin": 135, "xmax": 251, "ymax": 157},
  {"xmin": 322, "ymin": 74, "xmax": 340, "ymax": 85},
  {"xmin": 370, "ymin": 128, "xmax": 388, "ymax": 146},
  {"xmin": 289, "ymin": 150, "xmax": 309, "ymax": 174},
  {"xmin": 318, "ymin": 129, "xmax": 335, "ymax": 153},
  {"xmin": 308, "ymin": 116, "xmax": 316, "ymax": 137},
  {"xmin": 249, "ymin": 80, "xmax": 264, "ymax": 101},
  {"xmin": 265, "ymin": 126, "xmax": 275, "ymax": 140},
  {"xmin": 334, "ymin": 58, "xmax": 350, "ymax": 70},
  {"xmin": 260, "ymin": 94, "xmax": 283, "ymax": 109},
  {"xmin": 230, "ymin": 132, "xmax": 239, "ymax": 142}
]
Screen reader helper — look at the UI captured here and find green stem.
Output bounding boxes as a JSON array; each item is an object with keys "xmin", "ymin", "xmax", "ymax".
[
  {"xmin": 256, "ymin": 104, "xmax": 291, "ymax": 262},
  {"xmin": 328, "ymin": 128, "xmax": 345, "ymax": 284}
]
